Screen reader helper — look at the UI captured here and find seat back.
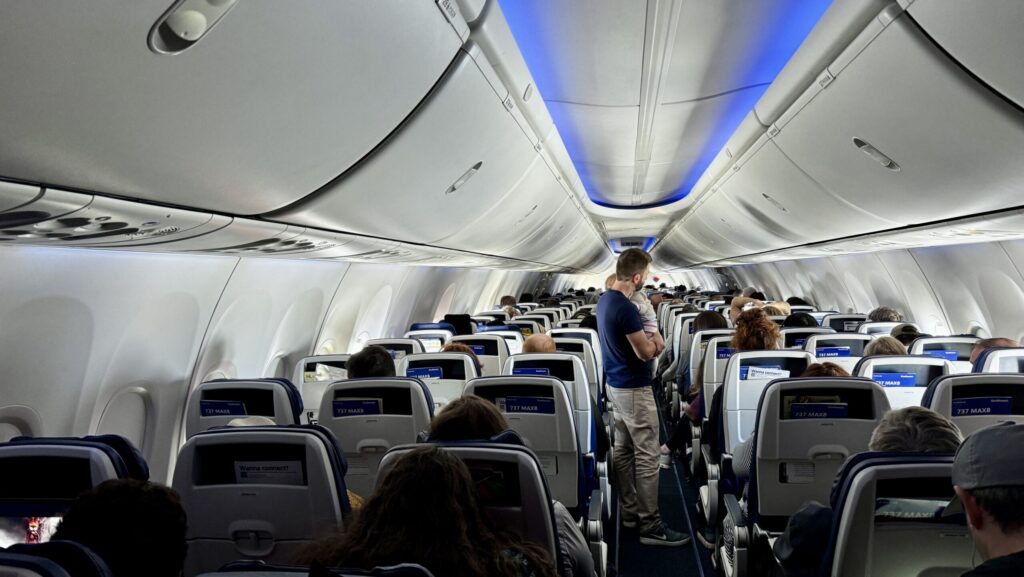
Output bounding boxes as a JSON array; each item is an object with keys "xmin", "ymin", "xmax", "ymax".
[
  {"xmin": 922, "ymin": 373, "xmax": 1024, "ymax": 436},
  {"xmin": 824, "ymin": 453, "xmax": 970, "ymax": 577},
  {"xmin": 659, "ymin": 304, "xmax": 684, "ymax": 335},
  {"xmin": 699, "ymin": 336, "xmax": 738, "ymax": 403},
  {"xmin": 854, "ymin": 355, "xmax": 955, "ymax": 410},
  {"xmin": 364, "ymin": 339, "xmax": 425, "ymax": 370},
  {"xmin": 510, "ymin": 317, "xmax": 546, "ymax": 335},
  {"xmin": 531, "ymin": 308, "xmax": 566, "ymax": 325},
  {"xmin": 464, "ymin": 376, "xmax": 580, "ymax": 508},
  {"xmin": 858, "ymin": 321, "xmax": 916, "ymax": 336},
  {"xmin": 549, "ymin": 328, "xmax": 602, "ymax": 377},
  {"xmin": 172, "ymin": 426, "xmax": 350, "ymax": 576},
  {"xmin": 752, "ymin": 377, "xmax": 889, "ymax": 525},
  {"xmin": 4, "ymin": 542, "xmax": 113, "ymax": 577},
  {"xmin": 788, "ymin": 305, "xmax": 816, "ymax": 313},
  {"xmin": 503, "ymin": 354, "xmax": 594, "ymax": 455},
  {"xmin": 556, "ymin": 318, "xmax": 583, "ymax": 328},
  {"xmin": 293, "ymin": 355, "xmax": 350, "ymax": 422},
  {"xmin": 377, "ymin": 443, "xmax": 558, "ymax": 559},
  {"xmin": 398, "ymin": 353, "xmax": 480, "ymax": 408},
  {"xmin": 908, "ymin": 336, "xmax": 979, "ymax": 374},
  {"xmin": 702, "ymin": 300, "xmax": 725, "ymax": 311},
  {"xmin": 196, "ymin": 562, "xmax": 436, "ymax": 577},
  {"xmin": 821, "ymin": 314, "xmax": 868, "ymax": 333},
  {"xmin": 780, "ymin": 327, "xmax": 836, "ymax": 349},
  {"xmin": 552, "ymin": 337, "xmax": 600, "ymax": 393},
  {"xmin": 806, "ymin": 333, "xmax": 876, "ymax": 373},
  {"xmin": 318, "ymin": 378, "xmax": 434, "ymax": 497},
  {"xmin": 185, "ymin": 379, "xmax": 302, "ymax": 438},
  {"xmin": 450, "ymin": 334, "xmax": 510, "ymax": 377},
  {"xmin": 476, "ymin": 329, "xmax": 525, "ymax": 354},
  {"xmin": 721, "ymin": 351, "xmax": 815, "ymax": 453},
  {"xmin": 687, "ymin": 329, "xmax": 736, "ymax": 390},
  {"xmin": 0, "ymin": 552, "xmax": 70, "ymax": 577},
  {"xmin": 518, "ymin": 302, "xmax": 539, "ymax": 313},
  {"xmin": 403, "ymin": 330, "xmax": 453, "ymax": 354},
  {"xmin": 474, "ymin": 310, "xmax": 510, "ymax": 322},
  {"xmin": 973, "ymin": 347, "xmax": 1024, "ymax": 373},
  {"xmin": 809, "ymin": 310, "xmax": 839, "ymax": 325},
  {"xmin": 670, "ymin": 312, "xmax": 700, "ymax": 358}
]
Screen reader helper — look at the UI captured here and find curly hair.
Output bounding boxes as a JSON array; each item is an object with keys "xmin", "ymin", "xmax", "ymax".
[
  {"xmin": 295, "ymin": 446, "xmax": 556, "ymax": 577},
  {"xmin": 732, "ymin": 308, "xmax": 782, "ymax": 351}
]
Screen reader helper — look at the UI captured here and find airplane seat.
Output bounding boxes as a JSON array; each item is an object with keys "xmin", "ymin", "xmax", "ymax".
[
  {"xmin": 185, "ymin": 379, "xmax": 303, "ymax": 438},
  {"xmin": 0, "ymin": 551, "xmax": 70, "ymax": 577},
  {"xmin": 805, "ymin": 333, "xmax": 876, "ymax": 374},
  {"xmin": 364, "ymin": 338, "xmax": 425, "ymax": 370},
  {"xmin": 474, "ymin": 310, "xmax": 511, "ymax": 322},
  {"xmin": 922, "ymin": 373, "xmax": 1024, "ymax": 436},
  {"xmin": 857, "ymin": 321, "xmax": 917, "ymax": 336},
  {"xmin": 556, "ymin": 318, "xmax": 583, "ymax": 328},
  {"xmin": 475, "ymin": 327, "xmax": 525, "ymax": 354},
  {"xmin": 853, "ymin": 355, "xmax": 955, "ymax": 410},
  {"xmin": 688, "ymin": 332, "xmax": 736, "ymax": 479},
  {"xmin": 442, "ymin": 314, "xmax": 475, "ymax": 336},
  {"xmin": 172, "ymin": 425, "xmax": 351, "ymax": 577},
  {"xmin": 463, "ymin": 376, "xmax": 581, "ymax": 513},
  {"xmin": 404, "ymin": 324, "xmax": 456, "ymax": 353},
  {"xmin": 397, "ymin": 352, "xmax": 479, "ymax": 409},
  {"xmin": 821, "ymin": 314, "xmax": 868, "ymax": 333},
  {"xmin": 292, "ymin": 355, "xmax": 351, "ymax": 423},
  {"xmin": 449, "ymin": 334, "xmax": 511, "ymax": 377},
  {"xmin": 551, "ymin": 337, "xmax": 600, "ymax": 402},
  {"xmin": 196, "ymin": 562, "xmax": 437, "ymax": 576},
  {"xmin": 510, "ymin": 317, "xmax": 546, "ymax": 336},
  {"xmin": 908, "ymin": 336, "xmax": 980, "ymax": 374},
  {"xmin": 821, "ymin": 453, "xmax": 970, "ymax": 577},
  {"xmin": 720, "ymin": 377, "xmax": 889, "ymax": 577},
  {"xmin": 549, "ymin": 328, "xmax": 602, "ymax": 377},
  {"xmin": 377, "ymin": 442, "xmax": 569, "ymax": 576},
  {"xmin": 318, "ymin": 377, "xmax": 434, "ymax": 498},
  {"xmin": 4, "ymin": 542, "xmax": 113, "ymax": 577},
  {"xmin": 779, "ymin": 327, "xmax": 835, "ymax": 350},
  {"xmin": 972, "ymin": 346, "xmax": 1024, "ymax": 373}
]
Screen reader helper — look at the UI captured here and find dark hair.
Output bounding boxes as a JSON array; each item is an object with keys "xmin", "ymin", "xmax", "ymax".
[
  {"xmin": 580, "ymin": 315, "xmax": 598, "ymax": 333},
  {"xmin": 499, "ymin": 295, "xmax": 516, "ymax": 307},
  {"xmin": 693, "ymin": 310, "xmax": 728, "ymax": 334},
  {"xmin": 52, "ymin": 480, "xmax": 187, "ymax": 577},
  {"xmin": 800, "ymin": 362, "xmax": 850, "ymax": 378},
  {"xmin": 971, "ymin": 486, "xmax": 1024, "ymax": 533},
  {"xmin": 680, "ymin": 304, "xmax": 701, "ymax": 314},
  {"xmin": 295, "ymin": 446, "xmax": 556, "ymax": 577},
  {"xmin": 783, "ymin": 312, "xmax": 818, "ymax": 328},
  {"xmin": 429, "ymin": 395, "xmax": 508, "ymax": 441},
  {"xmin": 732, "ymin": 309, "xmax": 781, "ymax": 351},
  {"xmin": 868, "ymin": 407, "xmax": 962, "ymax": 453},
  {"xmin": 520, "ymin": 293, "xmax": 534, "ymax": 303},
  {"xmin": 749, "ymin": 291, "xmax": 767, "ymax": 301},
  {"xmin": 868, "ymin": 306, "xmax": 903, "ymax": 322},
  {"xmin": 346, "ymin": 345, "xmax": 396, "ymax": 379},
  {"xmin": 615, "ymin": 248, "xmax": 652, "ymax": 281},
  {"xmin": 786, "ymin": 297, "xmax": 812, "ymax": 307}
]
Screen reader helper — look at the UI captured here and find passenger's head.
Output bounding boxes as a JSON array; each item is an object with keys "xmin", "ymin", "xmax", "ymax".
[
  {"xmin": 502, "ymin": 305, "xmax": 519, "ymax": 319},
  {"xmin": 523, "ymin": 334, "xmax": 556, "ymax": 353},
  {"xmin": 615, "ymin": 248, "xmax": 652, "ymax": 289},
  {"xmin": 732, "ymin": 308, "xmax": 781, "ymax": 351},
  {"xmin": 863, "ymin": 336, "xmax": 907, "ymax": 357},
  {"xmin": 52, "ymin": 479, "xmax": 187, "ymax": 577},
  {"xmin": 970, "ymin": 337, "xmax": 1020, "ymax": 364},
  {"xmin": 440, "ymin": 342, "xmax": 482, "ymax": 375},
  {"xmin": 783, "ymin": 312, "xmax": 818, "ymax": 328},
  {"xmin": 650, "ymin": 293, "xmax": 664, "ymax": 311},
  {"xmin": 741, "ymin": 287, "xmax": 757, "ymax": 298},
  {"xmin": 889, "ymin": 323, "xmax": 921, "ymax": 346},
  {"xmin": 499, "ymin": 295, "xmax": 516, "ymax": 307},
  {"xmin": 750, "ymin": 291, "xmax": 767, "ymax": 301},
  {"xmin": 580, "ymin": 315, "xmax": 598, "ymax": 333},
  {"xmin": 604, "ymin": 274, "xmax": 617, "ymax": 290},
  {"xmin": 347, "ymin": 345, "xmax": 396, "ymax": 378},
  {"xmin": 227, "ymin": 416, "xmax": 276, "ymax": 427},
  {"xmin": 786, "ymin": 297, "xmax": 812, "ymax": 307},
  {"xmin": 693, "ymin": 310, "xmax": 728, "ymax": 334},
  {"xmin": 800, "ymin": 363, "xmax": 850, "ymax": 378},
  {"xmin": 297, "ymin": 446, "xmax": 555, "ymax": 577},
  {"xmin": 951, "ymin": 423, "xmax": 1024, "ymax": 562},
  {"xmin": 520, "ymin": 292, "xmax": 534, "ymax": 303},
  {"xmin": 428, "ymin": 394, "xmax": 507, "ymax": 442},
  {"xmin": 868, "ymin": 306, "xmax": 903, "ymax": 322},
  {"xmin": 868, "ymin": 407, "xmax": 962, "ymax": 452},
  {"xmin": 762, "ymin": 304, "xmax": 786, "ymax": 317},
  {"xmin": 680, "ymin": 303, "xmax": 700, "ymax": 314}
]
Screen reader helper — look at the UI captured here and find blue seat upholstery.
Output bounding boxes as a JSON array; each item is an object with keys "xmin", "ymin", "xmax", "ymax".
[
  {"xmin": 204, "ymin": 561, "xmax": 436, "ymax": 576},
  {"xmin": 5, "ymin": 542, "xmax": 113, "ymax": 577},
  {"xmin": 409, "ymin": 322, "xmax": 456, "ymax": 334},
  {"xmin": 187, "ymin": 379, "xmax": 304, "ymax": 437},
  {"xmin": 972, "ymin": 346, "xmax": 1024, "ymax": 373}
]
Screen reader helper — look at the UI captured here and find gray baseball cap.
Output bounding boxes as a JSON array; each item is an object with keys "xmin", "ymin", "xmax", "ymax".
[{"xmin": 944, "ymin": 421, "xmax": 1024, "ymax": 515}]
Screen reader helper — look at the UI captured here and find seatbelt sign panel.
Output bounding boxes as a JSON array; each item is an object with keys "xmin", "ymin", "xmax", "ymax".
[
  {"xmin": 952, "ymin": 397, "xmax": 1012, "ymax": 417},
  {"xmin": 924, "ymin": 350, "xmax": 959, "ymax": 362},
  {"xmin": 497, "ymin": 396, "xmax": 555, "ymax": 414},
  {"xmin": 790, "ymin": 403, "xmax": 849, "ymax": 419},
  {"xmin": 332, "ymin": 399, "xmax": 382, "ymax": 417},
  {"xmin": 200, "ymin": 400, "xmax": 246, "ymax": 417},
  {"xmin": 816, "ymin": 347, "xmax": 851, "ymax": 358},
  {"xmin": 874, "ymin": 372, "xmax": 917, "ymax": 387},
  {"xmin": 234, "ymin": 461, "xmax": 304, "ymax": 486},
  {"xmin": 513, "ymin": 368, "xmax": 550, "ymax": 376}
]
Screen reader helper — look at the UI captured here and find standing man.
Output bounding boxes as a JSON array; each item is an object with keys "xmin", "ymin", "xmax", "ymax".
[{"xmin": 597, "ymin": 248, "xmax": 690, "ymax": 547}]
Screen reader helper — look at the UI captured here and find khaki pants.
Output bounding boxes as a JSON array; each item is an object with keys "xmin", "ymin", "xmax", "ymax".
[{"xmin": 607, "ymin": 385, "xmax": 662, "ymax": 533}]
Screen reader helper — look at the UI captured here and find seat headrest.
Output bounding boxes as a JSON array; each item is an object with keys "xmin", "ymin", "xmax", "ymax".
[
  {"xmin": 477, "ymin": 325, "xmax": 520, "ymax": 333},
  {"xmin": 0, "ymin": 552, "xmax": 70, "ymax": 577},
  {"xmin": 7, "ymin": 434, "xmax": 149, "ymax": 481},
  {"xmin": 215, "ymin": 561, "xmax": 437, "ymax": 576},
  {"xmin": 828, "ymin": 451, "xmax": 954, "ymax": 509},
  {"xmin": 410, "ymin": 322, "xmax": 456, "ymax": 333},
  {"xmin": 6, "ymin": 542, "xmax": 113, "ymax": 577},
  {"xmin": 204, "ymin": 378, "xmax": 304, "ymax": 425},
  {"xmin": 420, "ymin": 429, "xmax": 526, "ymax": 446}
]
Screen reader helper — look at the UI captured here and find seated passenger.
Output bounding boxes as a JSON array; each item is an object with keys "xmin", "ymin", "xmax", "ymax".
[
  {"xmin": 890, "ymin": 323, "xmax": 924, "ymax": 346},
  {"xmin": 500, "ymin": 295, "xmax": 517, "ymax": 307},
  {"xmin": 296, "ymin": 445, "xmax": 557, "ymax": 577},
  {"xmin": 503, "ymin": 305, "xmax": 520, "ymax": 320},
  {"xmin": 783, "ymin": 312, "xmax": 818, "ymax": 328},
  {"xmin": 864, "ymin": 335, "xmax": 907, "ymax": 356},
  {"xmin": 523, "ymin": 334, "xmax": 556, "ymax": 353},
  {"xmin": 428, "ymin": 396, "xmax": 595, "ymax": 577},
  {"xmin": 51, "ymin": 479, "xmax": 187, "ymax": 577},
  {"xmin": 970, "ymin": 337, "xmax": 1020, "ymax": 364},
  {"xmin": 868, "ymin": 306, "xmax": 903, "ymax": 322},
  {"xmin": 774, "ymin": 407, "xmax": 962, "ymax": 577},
  {"xmin": 786, "ymin": 297, "xmax": 813, "ymax": 307},
  {"xmin": 347, "ymin": 345, "xmax": 396, "ymax": 378},
  {"xmin": 441, "ymin": 342, "xmax": 483, "ymax": 375},
  {"xmin": 579, "ymin": 314, "xmax": 599, "ymax": 333},
  {"xmin": 680, "ymin": 303, "xmax": 700, "ymax": 314},
  {"xmin": 521, "ymin": 292, "xmax": 535, "ymax": 303},
  {"xmin": 762, "ymin": 304, "xmax": 786, "ymax": 317},
  {"xmin": 951, "ymin": 423, "xmax": 1024, "ymax": 576}
]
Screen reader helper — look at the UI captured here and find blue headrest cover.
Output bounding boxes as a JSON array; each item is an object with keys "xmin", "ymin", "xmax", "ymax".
[{"xmin": 7, "ymin": 542, "xmax": 113, "ymax": 577}]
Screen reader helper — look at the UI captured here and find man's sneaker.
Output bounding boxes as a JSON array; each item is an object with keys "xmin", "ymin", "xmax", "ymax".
[
  {"xmin": 658, "ymin": 451, "xmax": 672, "ymax": 469},
  {"xmin": 639, "ymin": 524, "xmax": 692, "ymax": 547}
]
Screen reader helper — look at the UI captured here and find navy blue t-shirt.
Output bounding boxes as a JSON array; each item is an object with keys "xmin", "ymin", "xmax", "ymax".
[{"xmin": 597, "ymin": 290, "xmax": 650, "ymax": 389}]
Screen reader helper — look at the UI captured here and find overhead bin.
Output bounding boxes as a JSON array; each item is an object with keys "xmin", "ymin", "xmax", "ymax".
[
  {"xmin": 273, "ymin": 49, "xmax": 540, "ymax": 245},
  {"xmin": 0, "ymin": 0, "xmax": 461, "ymax": 214},
  {"xmin": 772, "ymin": 11, "xmax": 1024, "ymax": 225},
  {"xmin": 904, "ymin": 0, "xmax": 1024, "ymax": 110}
]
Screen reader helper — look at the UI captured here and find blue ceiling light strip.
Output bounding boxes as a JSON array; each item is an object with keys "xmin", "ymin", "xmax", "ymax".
[
  {"xmin": 642, "ymin": 237, "xmax": 656, "ymax": 252},
  {"xmin": 499, "ymin": 0, "xmax": 834, "ymax": 210}
]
